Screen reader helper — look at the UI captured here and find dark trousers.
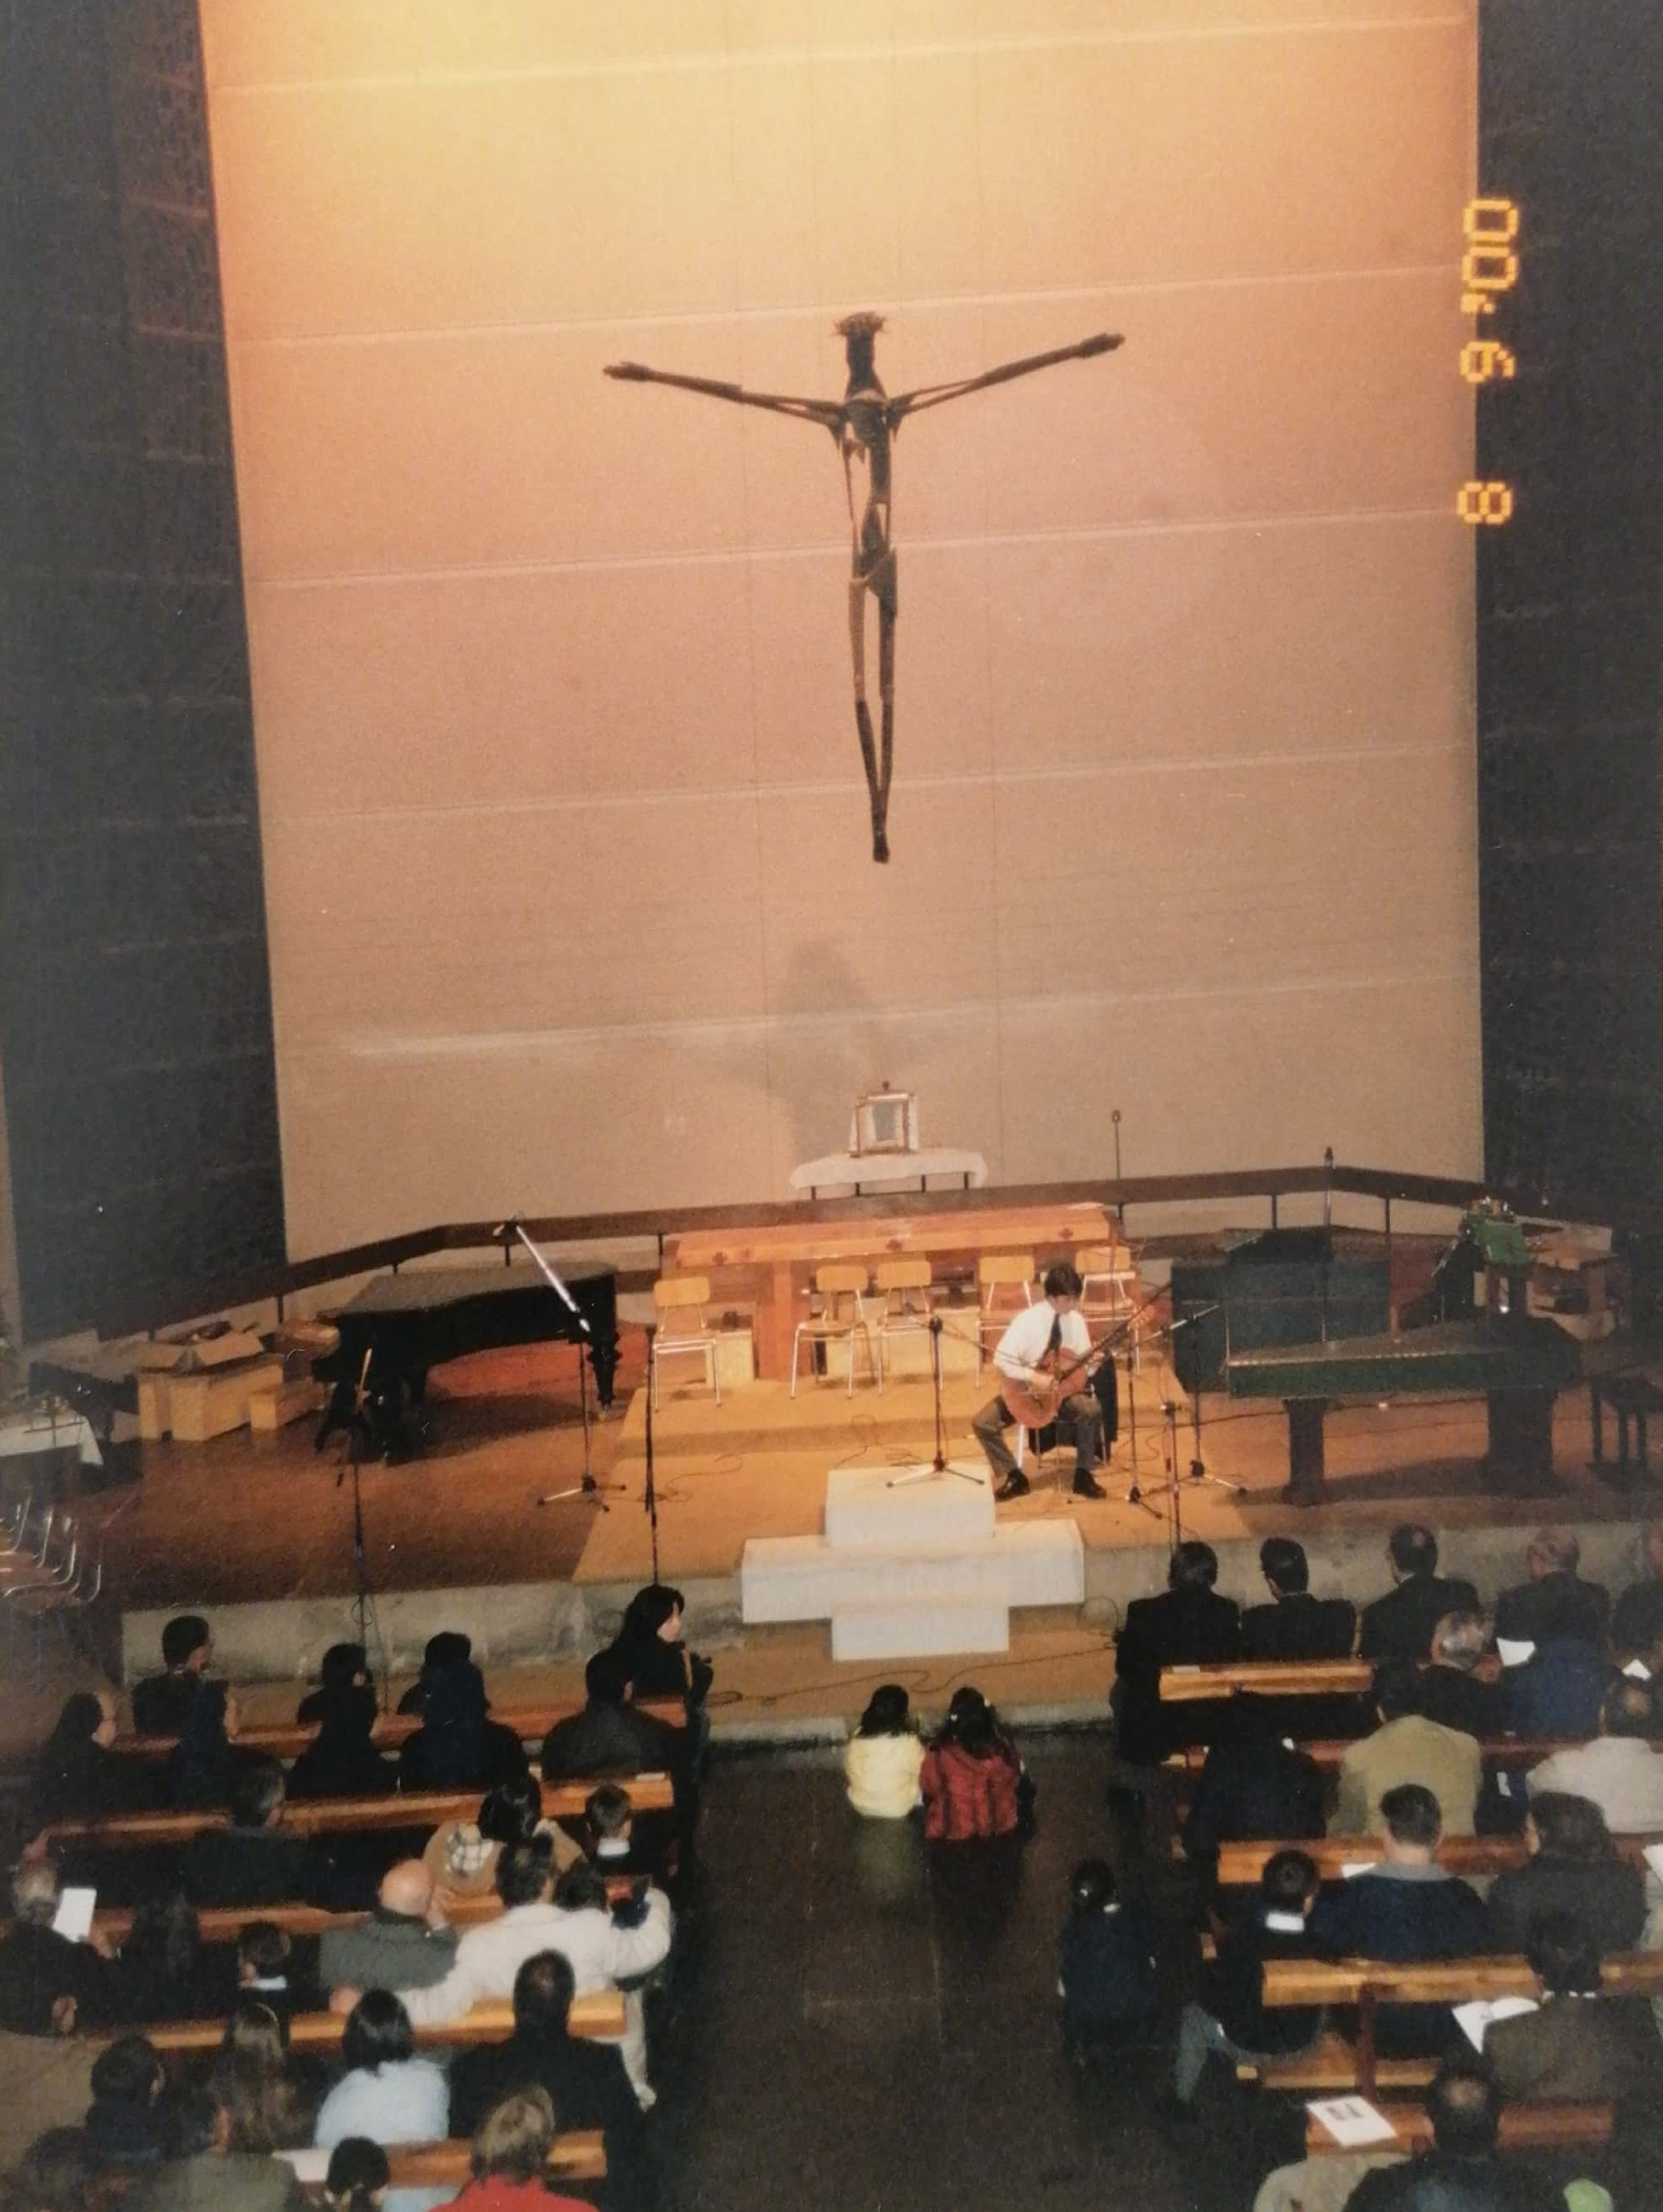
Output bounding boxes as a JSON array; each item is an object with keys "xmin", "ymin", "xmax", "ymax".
[{"xmin": 972, "ymin": 1390, "xmax": 1103, "ymax": 1479}]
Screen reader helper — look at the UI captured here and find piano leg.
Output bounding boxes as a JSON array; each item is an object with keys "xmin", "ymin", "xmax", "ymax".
[
  {"xmin": 1485, "ymin": 1386, "xmax": 1558, "ymax": 1494},
  {"xmin": 1282, "ymin": 1399, "xmax": 1329, "ymax": 1507}
]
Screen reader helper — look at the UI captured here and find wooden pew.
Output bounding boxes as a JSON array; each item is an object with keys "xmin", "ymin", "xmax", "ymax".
[
  {"xmin": 113, "ymin": 1698, "xmax": 684, "ymax": 1762},
  {"xmin": 144, "ymin": 1990, "xmax": 627, "ymax": 2055},
  {"xmin": 54, "ymin": 1876, "xmax": 643, "ymax": 1949},
  {"xmin": 318, "ymin": 2132, "xmax": 606, "ymax": 2191},
  {"xmin": 1305, "ymin": 2102, "xmax": 1614, "ymax": 2156},
  {"xmin": 1210, "ymin": 1832, "xmax": 1663, "ymax": 1887},
  {"xmin": 1173, "ymin": 1735, "xmax": 1657, "ymax": 1777},
  {"xmin": 40, "ymin": 1773, "xmax": 675, "ymax": 1852},
  {"xmin": 1248, "ymin": 1952, "xmax": 1663, "ymax": 2097},
  {"xmin": 1162, "ymin": 1661, "xmax": 1370, "ymax": 1702}
]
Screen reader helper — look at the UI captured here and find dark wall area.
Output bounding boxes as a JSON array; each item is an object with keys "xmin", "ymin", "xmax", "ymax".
[
  {"xmin": 1477, "ymin": 0, "xmax": 1663, "ymax": 1223},
  {"xmin": 0, "ymin": 0, "xmax": 284, "ymax": 1337}
]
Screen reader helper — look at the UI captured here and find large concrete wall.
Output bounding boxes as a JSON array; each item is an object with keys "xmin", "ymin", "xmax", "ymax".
[{"xmin": 200, "ymin": 0, "xmax": 1481, "ymax": 1255}]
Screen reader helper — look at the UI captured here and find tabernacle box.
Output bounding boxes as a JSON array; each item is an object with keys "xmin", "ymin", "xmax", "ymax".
[{"xmin": 850, "ymin": 1089, "xmax": 917, "ymax": 1156}]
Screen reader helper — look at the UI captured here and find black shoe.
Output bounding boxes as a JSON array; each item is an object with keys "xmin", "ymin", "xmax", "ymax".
[
  {"xmin": 1072, "ymin": 1472, "xmax": 1107, "ymax": 1500},
  {"xmin": 994, "ymin": 1472, "xmax": 1030, "ymax": 1501}
]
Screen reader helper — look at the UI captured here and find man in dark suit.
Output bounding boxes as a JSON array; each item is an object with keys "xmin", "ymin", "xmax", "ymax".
[
  {"xmin": 1338, "ymin": 2061, "xmax": 1561, "ymax": 2212},
  {"xmin": 1111, "ymin": 1540, "xmax": 1241, "ymax": 1766},
  {"xmin": 543, "ymin": 1650, "xmax": 693, "ymax": 1855},
  {"xmin": 131, "ymin": 1615, "xmax": 213, "ymax": 1738},
  {"xmin": 447, "ymin": 1948, "xmax": 652, "ymax": 2211},
  {"xmin": 180, "ymin": 1759, "xmax": 347, "ymax": 1911},
  {"xmin": 1493, "ymin": 1528, "xmax": 1610, "ymax": 1650},
  {"xmin": 1415, "ymin": 1609, "xmax": 1506, "ymax": 1739},
  {"xmin": 1239, "ymin": 1537, "xmax": 1356, "ymax": 1661},
  {"xmin": 0, "ymin": 1859, "xmax": 111, "ymax": 2037},
  {"xmin": 1180, "ymin": 1697, "xmax": 1324, "ymax": 1889},
  {"xmin": 1358, "ymin": 1525, "xmax": 1479, "ymax": 1663}
]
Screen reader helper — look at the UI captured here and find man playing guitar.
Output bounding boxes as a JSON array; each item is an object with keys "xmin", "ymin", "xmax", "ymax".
[{"xmin": 972, "ymin": 1260, "xmax": 1107, "ymax": 1503}]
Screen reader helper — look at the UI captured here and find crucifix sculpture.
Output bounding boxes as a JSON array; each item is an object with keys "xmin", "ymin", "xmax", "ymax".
[{"xmin": 605, "ymin": 314, "xmax": 1123, "ymax": 862}]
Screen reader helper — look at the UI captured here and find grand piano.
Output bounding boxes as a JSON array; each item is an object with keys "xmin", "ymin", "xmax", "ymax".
[
  {"xmin": 1227, "ymin": 1315, "xmax": 1583, "ymax": 1504},
  {"xmin": 313, "ymin": 1262, "xmax": 618, "ymax": 1463}
]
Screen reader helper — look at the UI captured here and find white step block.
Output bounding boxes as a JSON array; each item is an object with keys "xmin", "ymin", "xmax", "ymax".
[
  {"xmin": 832, "ymin": 1596, "xmax": 1008, "ymax": 1661},
  {"xmin": 741, "ymin": 1521, "xmax": 1083, "ymax": 1625}
]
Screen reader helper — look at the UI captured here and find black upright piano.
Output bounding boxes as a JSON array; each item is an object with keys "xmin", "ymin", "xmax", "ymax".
[{"xmin": 314, "ymin": 1262, "xmax": 618, "ymax": 1462}]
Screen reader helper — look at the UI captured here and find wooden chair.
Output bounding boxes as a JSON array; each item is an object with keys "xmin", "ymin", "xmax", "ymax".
[
  {"xmin": 650, "ymin": 1274, "xmax": 721, "ymax": 1410},
  {"xmin": 1078, "ymin": 1241, "xmax": 1143, "ymax": 1369},
  {"xmin": 975, "ymin": 1253, "xmax": 1034, "ymax": 1379},
  {"xmin": 790, "ymin": 1264, "xmax": 876, "ymax": 1397},
  {"xmin": 871, "ymin": 1258, "xmax": 935, "ymax": 1388}
]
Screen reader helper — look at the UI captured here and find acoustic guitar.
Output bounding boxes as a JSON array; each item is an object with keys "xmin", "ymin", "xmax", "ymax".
[{"xmin": 998, "ymin": 1339, "xmax": 1109, "ymax": 1430}]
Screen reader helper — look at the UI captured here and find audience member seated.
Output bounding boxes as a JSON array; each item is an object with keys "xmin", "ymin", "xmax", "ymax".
[
  {"xmin": 1241, "ymin": 1538, "xmax": 1358, "ymax": 1660},
  {"xmin": 397, "ymin": 1645, "xmax": 528, "ymax": 1795},
  {"xmin": 84, "ymin": 2035, "xmax": 169, "ymax": 2169},
  {"xmin": 374, "ymin": 1841, "xmax": 672, "ymax": 2110},
  {"xmin": 180, "ymin": 1757, "xmax": 340, "ymax": 1912},
  {"xmin": 1310, "ymin": 1784, "xmax": 1491, "ymax": 2056},
  {"xmin": 1358, "ymin": 1526, "xmax": 1479, "ymax": 1665},
  {"xmin": 447, "ymin": 2085, "xmax": 598, "ymax": 2212},
  {"xmin": 0, "ymin": 1858, "xmax": 111, "ymax": 2037},
  {"xmin": 235, "ymin": 1922, "xmax": 312, "ymax": 2030},
  {"xmin": 1502, "ymin": 1633, "xmax": 1611, "ymax": 1744},
  {"xmin": 1237, "ymin": 1538, "xmax": 1366, "ymax": 1738},
  {"xmin": 1530, "ymin": 1676, "xmax": 1663, "ymax": 1832},
  {"xmin": 318, "ymin": 1861, "xmax": 459, "ymax": 1997},
  {"xmin": 1486, "ymin": 1791, "xmax": 1647, "ymax": 1953},
  {"xmin": 541, "ymin": 1652, "xmax": 680, "ymax": 1784},
  {"xmin": 297, "ymin": 1643, "xmax": 375, "ymax": 1727},
  {"xmin": 1, "ymin": 2129, "xmax": 100, "ymax": 2212},
  {"xmin": 1111, "ymin": 1540, "xmax": 1242, "ymax": 1766},
  {"xmin": 1180, "ymin": 1695, "xmax": 1324, "ymax": 1883},
  {"xmin": 541, "ymin": 1650, "xmax": 693, "ymax": 1848},
  {"xmin": 584, "ymin": 1786, "xmax": 662, "ymax": 1882},
  {"xmin": 1483, "ymin": 1910, "xmax": 1659, "ymax": 2104},
  {"xmin": 919, "ymin": 1688, "xmax": 1023, "ymax": 1842},
  {"xmin": 843, "ymin": 1683, "xmax": 925, "ymax": 1820},
  {"xmin": 30, "ymin": 1691, "xmax": 150, "ymax": 1830},
  {"xmin": 1167, "ymin": 1849, "xmax": 1326, "ymax": 2114},
  {"xmin": 422, "ymin": 1776, "xmax": 584, "ymax": 1909},
  {"xmin": 322, "ymin": 2136, "xmax": 390, "ymax": 2212},
  {"xmin": 1415, "ymin": 1612, "xmax": 1504, "ymax": 1740},
  {"xmin": 114, "ymin": 1890, "xmax": 234, "ymax": 2026},
  {"xmin": 1611, "ymin": 1524, "xmax": 1663, "ymax": 1679},
  {"xmin": 130, "ymin": 2085, "xmax": 309, "ymax": 2212},
  {"xmin": 208, "ymin": 1995, "xmax": 316, "ymax": 2154},
  {"xmin": 447, "ymin": 1950, "xmax": 652, "ymax": 2212},
  {"xmin": 1254, "ymin": 2060, "xmax": 1558, "ymax": 2212},
  {"xmin": 603, "ymin": 1584, "xmax": 714, "ymax": 1766},
  {"xmin": 166, "ymin": 1682, "xmax": 252, "ymax": 1811},
  {"xmin": 1332, "ymin": 1662, "xmax": 1481, "ymax": 1839},
  {"xmin": 1494, "ymin": 1529, "xmax": 1610, "ymax": 1652},
  {"xmin": 289, "ymin": 1655, "xmax": 395, "ymax": 1803},
  {"xmin": 1056, "ymin": 1859, "xmax": 1158, "ymax": 2065},
  {"xmin": 395, "ymin": 1630, "xmax": 475, "ymax": 1716},
  {"xmin": 314, "ymin": 1991, "xmax": 450, "ymax": 2212},
  {"xmin": 131, "ymin": 1614, "xmax": 214, "ymax": 1739}
]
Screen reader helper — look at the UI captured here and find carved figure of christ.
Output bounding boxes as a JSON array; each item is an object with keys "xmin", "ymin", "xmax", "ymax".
[{"xmin": 605, "ymin": 313, "xmax": 1122, "ymax": 863}]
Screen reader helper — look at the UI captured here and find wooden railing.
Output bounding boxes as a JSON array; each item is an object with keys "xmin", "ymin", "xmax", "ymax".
[
  {"xmin": 73, "ymin": 1159, "xmax": 1528, "ymax": 1342},
  {"xmin": 1304, "ymin": 2102, "xmax": 1613, "ymax": 2156},
  {"xmin": 1208, "ymin": 1830, "xmax": 1663, "ymax": 1886},
  {"xmin": 144, "ymin": 1990, "xmax": 625, "ymax": 2055}
]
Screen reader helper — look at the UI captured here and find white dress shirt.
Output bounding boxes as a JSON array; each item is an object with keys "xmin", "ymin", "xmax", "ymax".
[
  {"xmin": 400, "ymin": 1888, "xmax": 672, "ymax": 2026},
  {"xmin": 993, "ymin": 1299, "xmax": 1090, "ymax": 1390}
]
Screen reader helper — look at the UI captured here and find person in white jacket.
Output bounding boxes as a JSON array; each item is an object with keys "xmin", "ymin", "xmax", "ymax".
[
  {"xmin": 843, "ymin": 1685, "xmax": 924, "ymax": 1819},
  {"xmin": 331, "ymin": 1838, "xmax": 671, "ymax": 2107}
]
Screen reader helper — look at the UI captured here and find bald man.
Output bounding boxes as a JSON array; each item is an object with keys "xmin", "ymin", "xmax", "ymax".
[{"xmin": 317, "ymin": 1859, "xmax": 459, "ymax": 1995}]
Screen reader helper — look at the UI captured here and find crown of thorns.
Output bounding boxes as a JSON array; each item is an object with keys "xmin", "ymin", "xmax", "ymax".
[{"xmin": 833, "ymin": 310, "xmax": 887, "ymax": 339}]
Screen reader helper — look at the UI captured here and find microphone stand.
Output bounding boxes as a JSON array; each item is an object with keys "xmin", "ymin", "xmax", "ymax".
[
  {"xmin": 494, "ymin": 1218, "xmax": 620, "ymax": 1511},
  {"xmin": 887, "ymin": 1315, "xmax": 979, "ymax": 1487},
  {"xmin": 334, "ymin": 1348, "xmax": 380, "ymax": 1669},
  {"xmin": 642, "ymin": 1324, "xmax": 661, "ymax": 1581}
]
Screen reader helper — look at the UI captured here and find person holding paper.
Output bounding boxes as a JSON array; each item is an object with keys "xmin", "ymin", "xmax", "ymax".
[
  {"xmin": 1484, "ymin": 1911, "xmax": 1657, "ymax": 2103},
  {"xmin": 0, "ymin": 1858, "xmax": 111, "ymax": 2037}
]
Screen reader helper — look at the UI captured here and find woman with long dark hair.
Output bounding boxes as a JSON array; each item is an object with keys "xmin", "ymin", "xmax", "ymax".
[
  {"xmin": 115, "ymin": 1888, "xmax": 232, "ymax": 2024},
  {"xmin": 208, "ymin": 1994, "xmax": 315, "ymax": 2152},
  {"xmin": 30, "ymin": 1689, "xmax": 144, "ymax": 1828},
  {"xmin": 844, "ymin": 1683, "xmax": 924, "ymax": 1819},
  {"xmin": 918, "ymin": 1687, "xmax": 1023, "ymax": 1841}
]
